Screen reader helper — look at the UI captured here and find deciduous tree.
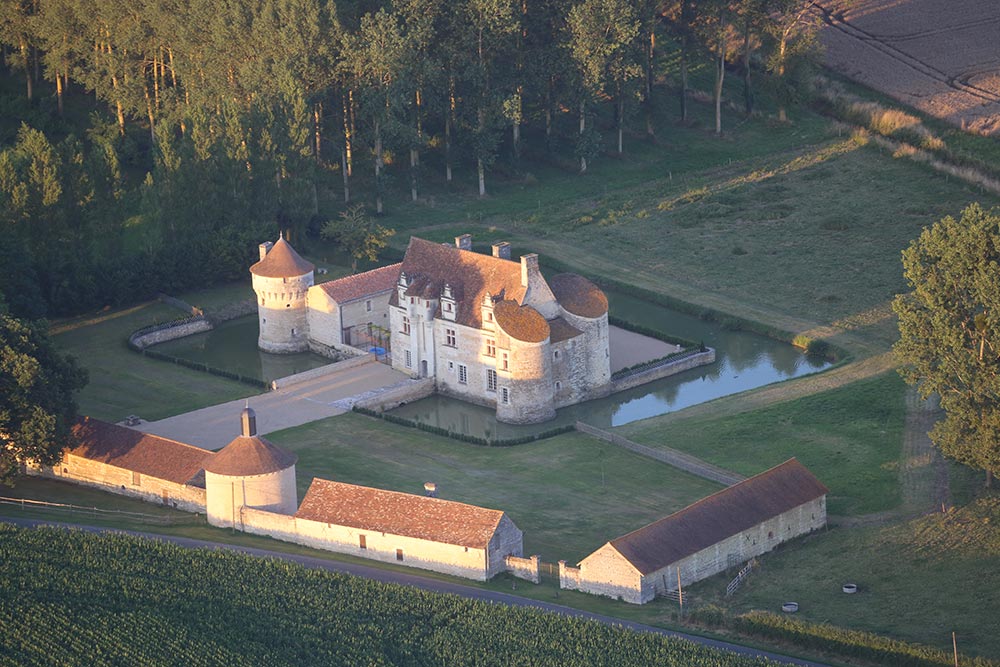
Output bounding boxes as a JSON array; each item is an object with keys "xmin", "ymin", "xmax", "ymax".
[
  {"xmin": 320, "ymin": 203, "xmax": 394, "ymax": 274},
  {"xmin": 894, "ymin": 204, "xmax": 1000, "ymax": 486}
]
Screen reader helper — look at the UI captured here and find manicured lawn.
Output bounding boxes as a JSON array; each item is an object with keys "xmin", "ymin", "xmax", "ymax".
[
  {"xmin": 269, "ymin": 412, "xmax": 723, "ymax": 563},
  {"xmin": 51, "ymin": 300, "xmax": 256, "ymax": 422},
  {"xmin": 619, "ymin": 372, "xmax": 907, "ymax": 517},
  {"xmin": 693, "ymin": 494, "xmax": 1000, "ymax": 660}
]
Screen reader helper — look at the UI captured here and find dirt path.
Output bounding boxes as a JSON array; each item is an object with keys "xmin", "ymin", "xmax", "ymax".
[{"xmin": 899, "ymin": 388, "xmax": 950, "ymax": 512}]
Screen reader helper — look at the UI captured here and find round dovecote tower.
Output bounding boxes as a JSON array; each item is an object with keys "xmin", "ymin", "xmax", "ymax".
[
  {"xmin": 203, "ymin": 407, "xmax": 299, "ymax": 528},
  {"xmin": 493, "ymin": 300, "xmax": 556, "ymax": 425},
  {"xmin": 250, "ymin": 234, "xmax": 315, "ymax": 353}
]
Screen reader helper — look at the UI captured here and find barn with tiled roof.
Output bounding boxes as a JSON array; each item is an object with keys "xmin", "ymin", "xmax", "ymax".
[
  {"xmin": 292, "ymin": 478, "xmax": 524, "ymax": 580},
  {"xmin": 29, "ymin": 417, "xmax": 212, "ymax": 512},
  {"xmin": 561, "ymin": 459, "xmax": 828, "ymax": 604}
]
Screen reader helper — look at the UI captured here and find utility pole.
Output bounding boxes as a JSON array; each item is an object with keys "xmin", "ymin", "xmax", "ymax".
[{"xmin": 953, "ymin": 632, "xmax": 959, "ymax": 667}]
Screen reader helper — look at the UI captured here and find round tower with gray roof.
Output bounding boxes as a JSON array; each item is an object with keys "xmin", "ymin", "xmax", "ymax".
[
  {"xmin": 204, "ymin": 407, "xmax": 298, "ymax": 528},
  {"xmin": 250, "ymin": 234, "xmax": 315, "ymax": 353}
]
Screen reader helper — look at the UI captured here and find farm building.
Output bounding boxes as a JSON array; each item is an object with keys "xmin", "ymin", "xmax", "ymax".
[
  {"xmin": 560, "ymin": 459, "xmax": 828, "ymax": 604},
  {"xmin": 289, "ymin": 478, "xmax": 524, "ymax": 580},
  {"xmin": 28, "ymin": 417, "xmax": 211, "ymax": 512}
]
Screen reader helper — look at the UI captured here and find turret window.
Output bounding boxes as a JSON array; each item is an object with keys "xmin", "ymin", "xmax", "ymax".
[
  {"xmin": 445, "ymin": 329, "xmax": 456, "ymax": 347},
  {"xmin": 501, "ymin": 352, "xmax": 509, "ymax": 371},
  {"xmin": 402, "ymin": 316, "xmax": 411, "ymax": 335},
  {"xmin": 501, "ymin": 387, "xmax": 510, "ymax": 404},
  {"xmin": 486, "ymin": 369, "xmax": 497, "ymax": 392},
  {"xmin": 485, "ymin": 338, "xmax": 496, "ymax": 357},
  {"xmin": 458, "ymin": 364, "xmax": 468, "ymax": 384}
]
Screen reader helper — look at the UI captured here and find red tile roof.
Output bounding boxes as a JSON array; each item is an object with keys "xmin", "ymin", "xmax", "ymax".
[
  {"xmin": 250, "ymin": 236, "xmax": 315, "ymax": 278},
  {"xmin": 605, "ymin": 459, "xmax": 828, "ymax": 575},
  {"xmin": 316, "ymin": 263, "xmax": 401, "ymax": 304},
  {"xmin": 295, "ymin": 478, "xmax": 506, "ymax": 549},
  {"xmin": 549, "ymin": 274, "xmax": 608, "ymax": 318},
  {"xmin": 391, "ymin": 237, "xmax": 526, "ymax": 329},
  {"xmin": 548, "ymin": 316, "xmax": 583, "ymax": 343},
  {"xmin": 204, "ymin": 435, "xmax": 297, "ymax": 477},
  {"xmin": 493, "ymin": 300, "xmax": 549, "ymax": 343},
  {"xmin": 68, "ymin": 418, "xmax": 211, "ymax": 486}
]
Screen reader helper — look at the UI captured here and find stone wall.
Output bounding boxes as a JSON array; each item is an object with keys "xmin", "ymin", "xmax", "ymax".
[
  {"xmin": 239, "ymin": 506, "xmax": 298, "ymax": 541},
  {"xmin": 352, "ymin": 378, "xmax": 435, "ymax": 413},
  {"xmin": 611, "ymin": 349, "xmax": 716, "ymax": 393},
  {"xmin": 558, "ymin": 561, "xmax": 582, "ymax": 591},
  {"xmin": 488, "ymin": 514, "xmax": 525, "ymax": 576},
  {"xmin": 129, "ymin": 318, "xmax": 213, "ymax": 350},
  {"xmin": 253, "ymin": 271, "xmax": 314, "ymax": 353},
  {"xmin": 269, "ymin": 353, "xmax": 375, "ymax": 391},
  {"xmin": 505, "ymin": 554, "xmax": 541, "ymax": 583},
  {"xmin": 340, "ymin": 293, "xmax": 392, "ymax": 340},
  {"xmin": 29, "ymin": 456, "xmax": 206, "ymax": 513},
  {"xmin": 573, "ymin": 543, "xmax": 646, "ymax": 604},
  {"xmin": 305, "ymin": 289, "xmax": 343, "ymax": 347}
]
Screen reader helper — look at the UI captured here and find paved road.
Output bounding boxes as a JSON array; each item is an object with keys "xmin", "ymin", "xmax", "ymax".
[
  {"xmin": 134, "ymin": 361, "xmax": 410, "ymax": 449},
  {"xmin": 5, "ymin": 518, "xmax": 828, "ymax": 667}
]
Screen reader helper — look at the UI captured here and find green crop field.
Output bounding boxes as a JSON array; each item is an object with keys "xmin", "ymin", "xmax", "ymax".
[{"xmin": 0, "ymin": 524, "xmax": 782, "ymax": 667}]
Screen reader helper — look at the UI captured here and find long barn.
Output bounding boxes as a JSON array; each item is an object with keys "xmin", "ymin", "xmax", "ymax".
[{"xmin": 560, "ymin": 459, "xmax": 828, "ymax": 604}]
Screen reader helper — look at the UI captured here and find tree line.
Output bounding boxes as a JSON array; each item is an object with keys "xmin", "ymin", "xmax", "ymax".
[{"xmin": 0, "ymin": 0, "xmax": 822, "ymax": 317}]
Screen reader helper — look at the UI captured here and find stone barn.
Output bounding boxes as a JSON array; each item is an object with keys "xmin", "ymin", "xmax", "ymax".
[
  {"xmin": 305, "ymin": 263, "xmax": 400, "ymax": 352},
  {"xmin": 560, "ymin": 459, "xmax": 828, "ymax": 604},
  {"xmin": 293, "ymin": 478, "xmax": 524, "ymax": 580},
  {"xmin": 29, "ymin": 417, "xmax": 211, "ymax": 512}
]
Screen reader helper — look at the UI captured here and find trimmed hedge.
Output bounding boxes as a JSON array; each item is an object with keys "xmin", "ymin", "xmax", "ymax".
[
  {"xmin": 352, "ymin": 405, "xmax": 575, "ymax": 446},
  {"xmin": 126, "ymin": 337, "xmax": 269, "ymax": 389}
]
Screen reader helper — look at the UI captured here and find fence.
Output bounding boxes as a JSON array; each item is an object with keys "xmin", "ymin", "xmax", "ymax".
[
  {"xmin": 574, "ymin": 422, "xmax": 746, "ymax": 487},
  {"xmin": 0, "ymin": 496, "xmax": 203, "ymax": 526},
  {"xmin": 726, "ymin": 559, "xmax": 758, "ymax": 597}
]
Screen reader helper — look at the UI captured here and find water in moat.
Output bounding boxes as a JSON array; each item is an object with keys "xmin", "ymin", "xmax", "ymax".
[
  {"xmin": 151, "ymin": 316, "xmax": 332, "ymax": 383},
  {"xmin": 387, "ymin": 289, "xmax": 832, "ymax": 440}
]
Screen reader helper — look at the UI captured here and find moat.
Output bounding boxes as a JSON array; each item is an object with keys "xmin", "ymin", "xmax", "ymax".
[{"xmin": 387, "ymin": 288, "xmax": 831, "ymax": 439}]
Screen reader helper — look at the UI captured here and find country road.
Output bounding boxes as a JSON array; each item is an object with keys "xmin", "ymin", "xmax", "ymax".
[{"xmin": 4, "ymin": 518, "xmax": 829, "ymax": 667}]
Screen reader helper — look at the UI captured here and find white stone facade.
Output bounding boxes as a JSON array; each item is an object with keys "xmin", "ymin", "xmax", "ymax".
[
  {"xmin": 205, "ymin": 466, "xmax": 298, "ymax": 529},
  {"xmin": 253, "ymin": 271, "xmax": 314, "ymax": 353}
]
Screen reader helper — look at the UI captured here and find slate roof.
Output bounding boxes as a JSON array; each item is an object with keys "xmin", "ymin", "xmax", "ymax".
[
  {"xmin": 68, "ymin": 417, "xmax": 211, "ymax": 486},
  {"xmin": 204, "ymin": 435, "xmax": 297, "ymax": 477},
  {"xmin": 390, "ymin": 237, "xmax": 527, "ymax": 330},
  {"xmin": 295, "ymin": 478, "xmax": 507, "ymax": 549},
  {"xmin": 494, "ymin": 300, "xmax": 550, "ymax": 343},
  {"xmin": 316, "ymin": 263, "xmax": 401, "ymax": 304},
  {"xmin": 605, "ymin": 459, "xmax": 828, "ymax": 575},
  {"xmin": 549, "ymin": 274, "xmax": 608, "ymax": 319},
  {"xmin": 250, "ymin": 236, "xmax": 315, "ymax": 278}
]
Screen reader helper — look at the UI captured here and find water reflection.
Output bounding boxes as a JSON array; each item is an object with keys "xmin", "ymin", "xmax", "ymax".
[
  {"xmin": 389, "ymin": 289, "xmax": 832, "ymax": 438},
  {"xmin": 151, "ymin": 316, "xmax": 332, "ymax": 383}
]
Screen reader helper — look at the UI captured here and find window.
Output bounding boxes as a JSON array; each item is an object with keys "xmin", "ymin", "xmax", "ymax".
[
  {"xmin": 555, "ymin": 381, "xmax": 561, "ymax": 391},
  {"xmin": 445, "ymin": 302, "xmax": 452, "ymax": 312},
  {"xmin": 132, "ymin": 471, "xmax": 141, "ymax": 486},
  {"xmin": 768, "ymin": 531, "xmax": 774, "ymax": 539},
  {"xmin": 448, "ymin": 361, "xmax": 454, "ymax": 371},
  {"xmin": 291, "ymin": 328, "xmax": 296, "ymax": 335},
  {"xmin": 402, "ymin": 316, "xmax": 411, "ymax": 335},
  {"xmin": 410, "ymin": 297, "xmax": 414, "ymax": 304},
  {"xmin": 501, "ymin": 387, "xmax": 510, "ymax": 404},
  {"xmin": 501, "ymin": 352, "xmax": 509, "ymax": 371},
  {"xmin": 487, "ymin": 312, "xmax": 493, "ymax": 322},
  {"xmin": 458, "ymin": 364, "xmax": 468, "ymax": 384},
  {"xmin": 487, "ymin": 369, "xmax": 497, "ymax": 392},
  {"xmin": 359, "ymin": 535, "xmax": 367, "ymax": 550},
  {"xmin": 405, "ymin": 350, "xmax": 412, "ymax": 369},
  {"xmin": 396, "ymin": 549, "xmax": 404, "ymax": 561},
  {"xmin": 485, "ymin": 338, "xmax": 496, "ymax": 357},
  {"xmin": 366, "ymin": 300, "xmax": 372, "ymax": 312},
  {"xmin": 553, "ymin": 350, "xmax": 560, "ymax": 360},
  {"xmin": 445, "ymin": 328, "xmax": 456, "ymax": 347}
]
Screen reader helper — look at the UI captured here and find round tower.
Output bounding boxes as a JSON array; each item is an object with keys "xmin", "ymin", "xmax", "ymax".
[
  {"xmin": 250, "ymin": 234, "xmax": 315, "ymax": 353},
  {"xmin": 549, "ymin": 273, "xmax": 611, "ymax": 398},
  {"xmin": 203, "ymin": 406, "xmax": 298, "ymax": 528},
  {"xmin": 493, "ymin": 300, "xmax": 556, "ymax": 424}
]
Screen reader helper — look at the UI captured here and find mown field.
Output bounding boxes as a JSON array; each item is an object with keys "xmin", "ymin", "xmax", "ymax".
[{"xmin": 0, "ymin": 524, "xmax": 782, "ymax": 667}]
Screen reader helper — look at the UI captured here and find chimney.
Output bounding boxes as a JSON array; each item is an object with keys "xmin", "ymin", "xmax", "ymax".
[
  {"xmin": 520, "ymin": 253, "xmax": 539, "ymax": 288},
  {"xmin": 455, "ymin": 234, "xmax": 472, "ymax": 251},
  {"xmin": 424, "ymin": 482, "xmax": 438, "ymax": 498},
  {"xmin": 241, "ymin": 406, "xmax": 257, "ymax": 437},
  {"xmin": 258, "ymin": 241, "xmax": 273, "ymax": 261},
  {"xmin": 492, "ymin": 241, "xmax": 511, "ymax": 260}
]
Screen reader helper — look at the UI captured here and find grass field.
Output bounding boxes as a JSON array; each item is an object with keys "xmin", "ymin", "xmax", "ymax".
[
  {"xmin": 620, "ymin": 372, "xmax": 907, "ymax": 516},
  {"xmin": 269, "ymin": 413, "xmax": 722, "ymax": 563},
  {"xmin": 694, "ymin": 494, "xmax": 1000, "ymax": 659}
]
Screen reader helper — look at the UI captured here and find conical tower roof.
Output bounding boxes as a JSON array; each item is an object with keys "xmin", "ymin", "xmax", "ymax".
[
  {"xmin": 250, "ymin": 235, "xmax": 315, "ymax": 278},
  {"xmin": 204, "ymin": 407, "xmax": 298, "ymax": 476}
]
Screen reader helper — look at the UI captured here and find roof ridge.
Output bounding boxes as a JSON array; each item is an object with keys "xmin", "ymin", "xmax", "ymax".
[
  {"xmin": 78, "ymin": 417, "xmax": 210, "ymax": 455},
  {"xmin": 306, "ymin": 477, "xmax": 505, "ymax": 516},
  {"xmin": 610, "ymin": 458, "xmax": 813, "ymax": 548}
]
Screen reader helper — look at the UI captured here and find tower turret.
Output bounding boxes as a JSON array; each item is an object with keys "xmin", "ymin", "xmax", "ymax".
[{"xmin": 250, "ymin": 234, "xmax": 315, "ymax": 353}]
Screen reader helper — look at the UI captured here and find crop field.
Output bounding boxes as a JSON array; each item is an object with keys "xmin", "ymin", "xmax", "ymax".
[
  {"xmin": 817, "ymin": 0, "xmax": 1000, "ymax": 135},
  {"xmin": 0, "ymin": 524, "xmax": 785, "ymax": 667}
]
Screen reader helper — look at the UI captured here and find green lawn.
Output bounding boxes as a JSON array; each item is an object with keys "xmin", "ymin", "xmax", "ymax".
[
  {"xmin": 51, "ymin": 300, "xmax": 256, "ymax": 422},
  {"xmin": 619, "ymin": 372, "xmax": 907, "ymax": 516},
  {"xmin": 692, "ymin": 494, "xmax": 1000, "ymax": 660},
  {"xmin": 269, "ymin": 412, "xmax": 722, "ymax": 563}
]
